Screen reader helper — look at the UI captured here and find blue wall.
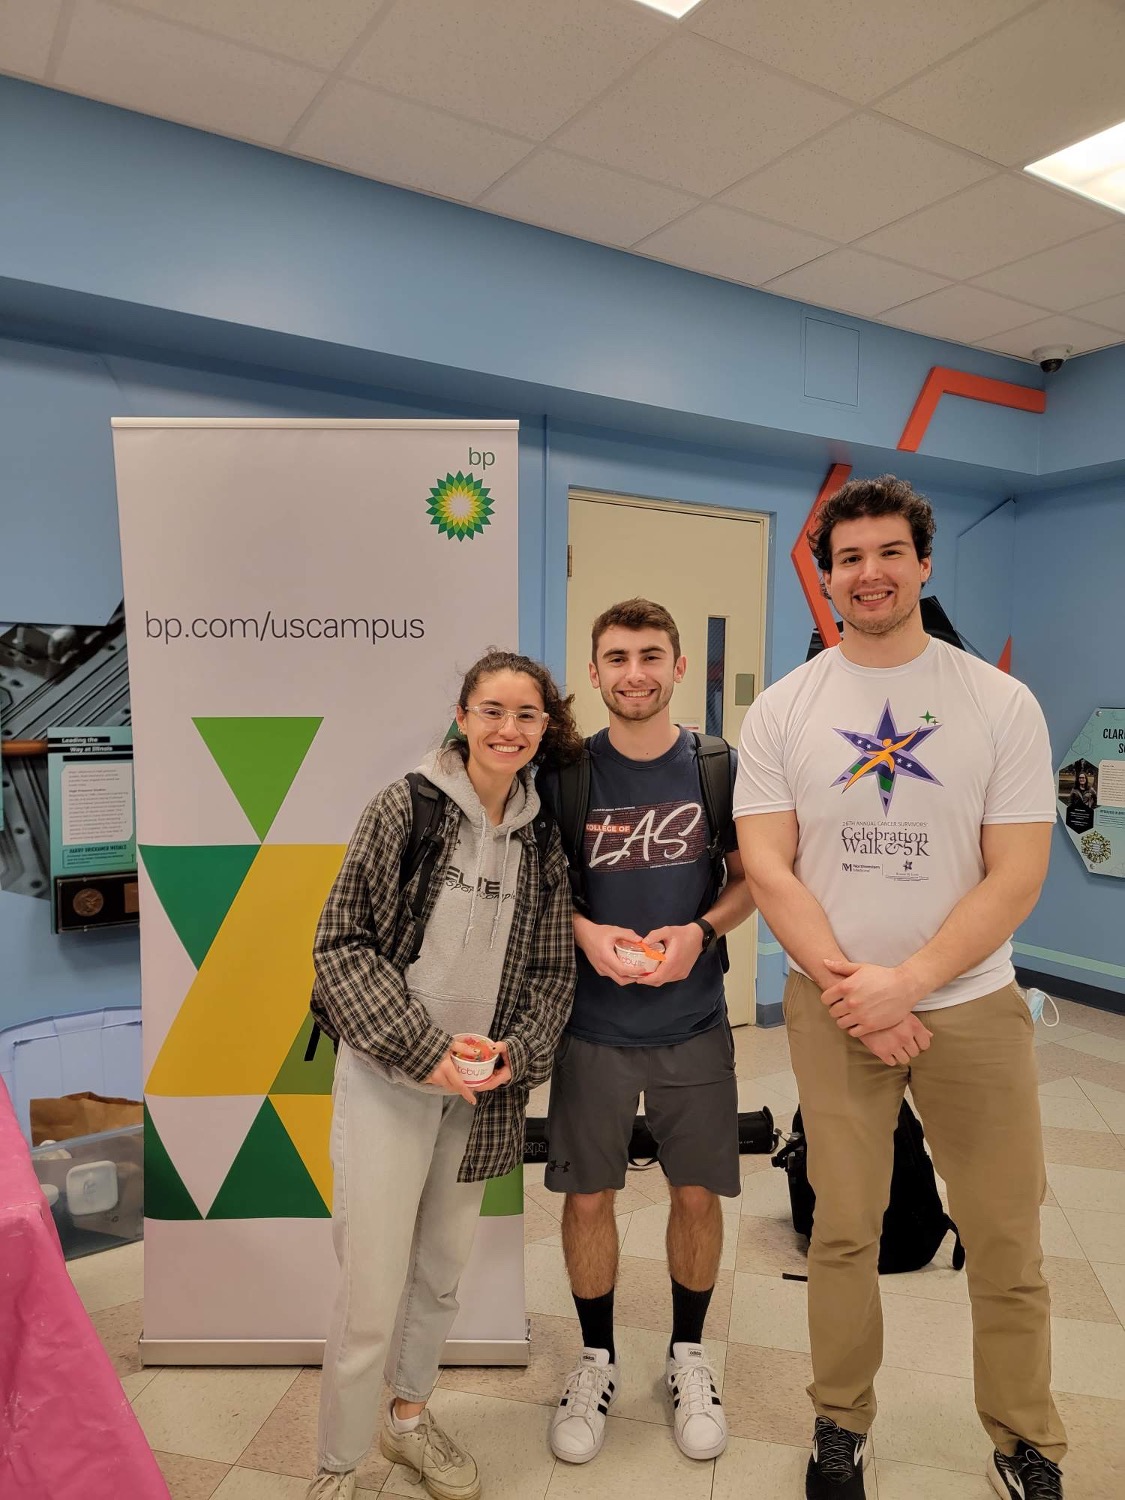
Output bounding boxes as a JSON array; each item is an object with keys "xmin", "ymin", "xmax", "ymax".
[
  {"xmin": 1011, "ymin": 477, "xmax": 1125, "ymax": 999},
  {"xmin": 2, "ymin": 75, "xmax": 1124, "ymax": 1033},
  {"xmin": 0, "ymin": 333, "xmax": 1024, "ymax": 1031}
]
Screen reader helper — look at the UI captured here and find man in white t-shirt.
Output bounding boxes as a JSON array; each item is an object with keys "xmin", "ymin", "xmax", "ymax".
[{"xmin": 734, "ymin": 476, "xmax": 1066, "ymax": 1500}]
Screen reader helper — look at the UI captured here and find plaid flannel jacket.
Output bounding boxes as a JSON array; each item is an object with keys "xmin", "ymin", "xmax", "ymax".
[{"xmin": 310, "ymin": 775, "xmax": 576, "ymax": 1182}]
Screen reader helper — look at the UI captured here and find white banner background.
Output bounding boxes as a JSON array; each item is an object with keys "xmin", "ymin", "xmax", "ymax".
[{"xmin": 114, "ymin": 419, "xmax": 524, "ymax": 1359}]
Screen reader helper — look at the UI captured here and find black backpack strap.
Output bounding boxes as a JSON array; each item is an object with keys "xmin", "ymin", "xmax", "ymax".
[
  {"xmin": 400, "ymin": 772, "xmax": 448, "ymax": 963},
  {"xmin": 306, "ymin": 774, "xmax": 447, "ymax": 1064},
  {"xmin": 551, "ymin": 740, "xmax": 592, "ymax": 914},
  {"xmin": 531, "ymin": 805, "xmax": 554, "ymax": 867},
  {"xmin": 693, "ymin": 732, "xmax": 734, "ymax": 876},
  {"xmin": 693, "ymin": 732, "xmax": 734, "ymax": 970}
]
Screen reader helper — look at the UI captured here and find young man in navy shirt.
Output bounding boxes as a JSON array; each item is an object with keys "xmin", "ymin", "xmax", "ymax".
[{"xmin": 538, "ymin": 598, "xmax": 754, "ymax": 1467}]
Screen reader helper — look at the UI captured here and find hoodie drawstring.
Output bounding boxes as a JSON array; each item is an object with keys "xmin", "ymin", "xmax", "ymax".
[
  {"xmin": 464, "ymin": 820, "xmax": 518, "ymax": 952},
  {"xmin": 490, "ymin": 827, "xmax": 516, "ymax": 951},
  {"xmin": 463, "ymin": 808, "xmax": 490, "ymax": 947}
]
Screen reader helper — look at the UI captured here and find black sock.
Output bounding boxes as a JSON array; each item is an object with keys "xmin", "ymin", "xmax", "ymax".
[
  {"xmin": 670, "ymin": 1278, "xmax": 713, "ymax": 1354},
  {"xmin": 572, "ymin": 1289, "xmax": 615, "ymax": 1363}
]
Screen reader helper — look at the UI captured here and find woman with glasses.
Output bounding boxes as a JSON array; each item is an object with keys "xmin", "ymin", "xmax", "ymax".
[{"xmin": 307, "ymin": 649, "xmax": 582, "ymax": 1500}]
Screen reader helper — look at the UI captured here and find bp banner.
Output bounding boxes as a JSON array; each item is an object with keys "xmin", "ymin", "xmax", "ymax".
[{"xmin": 113, "ymin": 419, "xmax": 527, "ymax": 1364}]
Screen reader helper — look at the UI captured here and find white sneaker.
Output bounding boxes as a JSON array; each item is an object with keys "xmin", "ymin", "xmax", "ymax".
[
  {"xmin": 549, "ymin": 1347, "xmax": 617, "ymax": 1463},
  {"xmin": 666, "ymin": 1342, "xmax": 728, "ymax": 1460},
  {"xmin": 306, "ymin": 1471, "xmax": 356, "ymax": 1499}
]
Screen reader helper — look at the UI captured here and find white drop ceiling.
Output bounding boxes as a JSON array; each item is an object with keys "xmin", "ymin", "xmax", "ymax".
[{"xmin": 4, "ymin": 0, "xmax": 1125, "ymax": 361}]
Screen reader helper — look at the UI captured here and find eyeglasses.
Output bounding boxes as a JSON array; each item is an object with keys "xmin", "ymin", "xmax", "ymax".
[{"xmin": 463, "ymin": 705, "xmax": 549, "ymax": 733}]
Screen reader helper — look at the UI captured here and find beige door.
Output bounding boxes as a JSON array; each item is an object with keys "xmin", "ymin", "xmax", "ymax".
[{"xmin": 566, "ymin": 490, "xmax": 768, "ymax": 1027}]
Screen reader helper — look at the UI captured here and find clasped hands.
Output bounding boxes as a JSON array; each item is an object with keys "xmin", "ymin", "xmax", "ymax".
[
  {"xmin": 576, "ymin": 917, "xmax": 704, "ymax": 988},
  {"xmin": 820, "ymin": 959, "xmax": 932, "ymax": 1067}
]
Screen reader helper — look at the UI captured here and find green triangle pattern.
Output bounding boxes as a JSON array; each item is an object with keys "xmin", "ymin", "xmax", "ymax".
[
  {"xmin": 139, "ymin": 844, "xmax": 260, "ymax": 968},
  {"xmin": 143, "ymin": 1103, "xmax": 202, "ymax": 1220},
  {"xmin": 269, "ymin": 1014, "xmax": 336, "ymax": 1095},
  {"xmin": 194, "ymin": 716, "xmax": 323, "ymax": 840},
  {"xmin": 207, "ymin": 1098, "xmax": 330, "ymax": 1219},
  {"xmin": 480, "ymin": 1163, "xmax": 523, "ymax": 1217}
]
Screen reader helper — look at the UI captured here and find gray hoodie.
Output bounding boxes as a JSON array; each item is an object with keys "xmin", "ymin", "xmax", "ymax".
[{"xmin": 367, "ymin": 747, "xmax": 541, "ymax": 1090}]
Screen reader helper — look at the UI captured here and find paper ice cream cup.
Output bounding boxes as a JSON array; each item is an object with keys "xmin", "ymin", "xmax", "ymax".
[
  {"xmin": 614, "ymin": 939, "xmax": 666, "ymax": 975},
  {"xmin": 451, "ymin": 1034, "xmax": 500, "ymax": 1083}
]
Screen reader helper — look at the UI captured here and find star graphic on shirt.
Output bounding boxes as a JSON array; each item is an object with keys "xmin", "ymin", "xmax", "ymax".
[
  {"xmin": 921, "ymin": 710, "xmax": 938, "ymax": 724},
  {"xmin": 832, "ymin": 700, "xmax": 942, "ymax": 814}
]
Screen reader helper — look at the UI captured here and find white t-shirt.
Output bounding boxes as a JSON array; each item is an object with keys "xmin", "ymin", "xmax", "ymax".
[{"xmin": 734, "ymin": 638, "xmax": 1055, "ymax": 1010}]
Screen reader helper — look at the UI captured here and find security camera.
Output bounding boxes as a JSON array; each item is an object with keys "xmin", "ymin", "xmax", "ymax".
[{"xmin": 1032, "ymin": 344, "xmax": 1073, "ymax": 373}]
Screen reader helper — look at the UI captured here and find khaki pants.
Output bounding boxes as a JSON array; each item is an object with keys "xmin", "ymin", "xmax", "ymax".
[{"xmin": 784, "ymin": 971, "xmax": 1066, "ymax": 1463}]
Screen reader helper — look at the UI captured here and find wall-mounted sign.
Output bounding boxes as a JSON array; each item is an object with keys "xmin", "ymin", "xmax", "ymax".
[
  {"xmin": 1055, "ymin": 708, "xmax": 1125, "ymax": 879},
  {"xmin": 48, "ymin": 727, "xmax": 137, "ymax": 931}
]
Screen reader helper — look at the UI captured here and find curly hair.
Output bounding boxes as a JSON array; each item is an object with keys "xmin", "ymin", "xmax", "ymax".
[
  {"xmin": 449, "ymin": 648, "xmax": 585, "ymax": 768},
  {"xmin": 591, "ymin": 598, "xmax": 680, "ymax": 661},
  {"xmin": 808, "ymin": 475, "xmax": 936, "ymax": 573}
]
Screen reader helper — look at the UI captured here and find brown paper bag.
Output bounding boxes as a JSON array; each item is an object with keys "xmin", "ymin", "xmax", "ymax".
[{"xmin": 30, "ymin": 1091, "xmax": 143, "ymax": 1146}]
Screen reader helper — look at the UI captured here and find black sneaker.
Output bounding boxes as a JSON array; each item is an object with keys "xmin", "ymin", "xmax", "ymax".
[
  {"xmin": 806, "ymin": 1416, "xmax": 867, "ymax": 1498},
  {"xmin": 989, "ymin": 1441, "xmax": 1063, "ymax": 1499}
]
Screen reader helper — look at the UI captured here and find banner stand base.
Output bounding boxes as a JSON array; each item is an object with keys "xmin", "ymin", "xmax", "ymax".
[{"xmin": 139, "ymin": 1336, "xmax": 531, "ymax": 1369}]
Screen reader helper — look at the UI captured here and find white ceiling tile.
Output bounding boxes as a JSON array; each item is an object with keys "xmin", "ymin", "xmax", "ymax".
[
  {"xmin": 881, "ymin": 284, "xmax": 1048, "ymax": 342},
  {"xmin": 636, "ymin": 204, "xmax": 832, "ymax": 287},
  {"xmin": 1071, "ymin": 293, "xmax": 1125, "ymax": 335},
  {"xmin": 552, "ymin": 32, "xmax": 851, "ymax": 196},
  {"xmin": 721, "ymin": 115, "xmax": 996, "ymax": 243},
  {"xmin": 763, "ymin": 249, "xmax": 950, "ymax": 318},
  {"xmin": 292, "ymin": 80, "xmax": 532, "ymax": 201},
  {"xmin": 124, "ymin": 0, "xmax": 386, "ymax": 71},
  {"xmin": 0, "ymin": 0, "xmax": 62, "ymax": 79},
  {"xmin": 347, "ymin": 0, "xmax": 666, "ymax": 142},
  {"xmin": 690, "ymin": 0, "xmax": 1033, "ymax": 104},
  {"xmin": 877, "ymin": 0, "xmax": 1125, "ymax": 167},
  {"xmin": 856, "ymin": 174, "xmax": 1114, "ymax": 280},
  {"xmin": 56, "ymin": 0, "xmax": 324, "ymax": 146},
  {"xmin": 971, "ymin": 224, "xmax": 1125, "ymax": 311},
  {"xmin": 975, "ymin": 313, "xmax": 1121, "ymax": 359},
  {"xmin": 478, "ymin": 151, "xmax": 697, "ymax": 249}
]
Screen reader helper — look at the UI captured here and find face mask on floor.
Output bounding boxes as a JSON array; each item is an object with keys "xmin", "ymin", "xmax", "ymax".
[{"xmin": 1023, "ymin": 988, "xmax": 1059, "ymax": 1027}]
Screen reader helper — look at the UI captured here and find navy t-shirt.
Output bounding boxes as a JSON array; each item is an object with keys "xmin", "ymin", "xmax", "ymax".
[{"xmin": 541, "ymin": 727, "xmax": 736, "ymax": 1047}]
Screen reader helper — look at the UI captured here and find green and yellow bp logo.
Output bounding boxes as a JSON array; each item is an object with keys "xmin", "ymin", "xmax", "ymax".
[{"xmin": 426, "ymin": 471, "xmax": 494, "ymax": 540}]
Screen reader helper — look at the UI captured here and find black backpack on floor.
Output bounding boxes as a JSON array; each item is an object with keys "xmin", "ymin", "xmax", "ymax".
[
  {"xmin": 772, "ymin": 1100, "xmax": 965, "ymax": 1275},
  {"xmin": 523, "ymin": 1106, "xmax": 778, "ymax": 1166}
]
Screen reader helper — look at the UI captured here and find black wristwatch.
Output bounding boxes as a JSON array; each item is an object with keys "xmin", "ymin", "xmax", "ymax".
[{"xmin": 693, "ymin": 917, "xmax": 718, "ymax": 952}]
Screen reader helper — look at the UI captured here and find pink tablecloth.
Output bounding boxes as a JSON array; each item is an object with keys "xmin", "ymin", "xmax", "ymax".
[{"xmin": 0, "ymin": 1077, "xmax": 169, "ymax": 1498}]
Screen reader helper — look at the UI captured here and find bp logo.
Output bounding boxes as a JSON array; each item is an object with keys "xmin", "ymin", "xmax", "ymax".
[{"xmin": 426, "ymin": 471, "xmax": 494, "ymax": 540}]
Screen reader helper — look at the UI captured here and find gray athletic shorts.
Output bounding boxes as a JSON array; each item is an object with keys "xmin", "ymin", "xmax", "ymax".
[{"xmin": 543, "ymin": 1021, "xmax": 740, "ymax": 1198}]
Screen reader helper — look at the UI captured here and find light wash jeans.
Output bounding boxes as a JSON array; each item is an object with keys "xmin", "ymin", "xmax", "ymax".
[{"xmin": 317, "ymin": 1043, "xmax": 486, "ymax": 1473}]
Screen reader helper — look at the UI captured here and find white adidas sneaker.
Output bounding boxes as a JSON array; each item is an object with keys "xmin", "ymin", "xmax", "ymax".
[
  {"xmin": 549, "ymin": 1347, "xmax": 617, "ymax": 1463},
  {"xmin": 665, "ymin": 1342, "xmax": 728, "ymax": 1460}
]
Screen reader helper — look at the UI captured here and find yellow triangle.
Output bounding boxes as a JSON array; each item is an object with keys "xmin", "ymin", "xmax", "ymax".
[
  {"xmin": 146, "ymin": 844, "xmax": 346, "ymax": 1096},
  {"xmin": 271, "ymin": 1093, "xmax": 334, "ymax": 1212}
]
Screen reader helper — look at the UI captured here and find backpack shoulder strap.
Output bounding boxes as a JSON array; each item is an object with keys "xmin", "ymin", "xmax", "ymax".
[
  {"xmin": 531, "ymin": 802, "xmax": 555, "ymax": 866},
  {"xmin": 693, "ymin": 732, "xmax": 734, "ymax": 857},
  {"xmin": 551, "ymin": 740, "xmax": 592, "ymax": 913},
  {"xmin": 401, "ymin": 772, "xmax": 448, "ymax": 961},
  {"xmin": 307, "ymin": 774, "xmax": 446, "ymax": 1062},
  {"xmin": 692, "ymin": 733, "xmax": 734, "ymax": 969}
]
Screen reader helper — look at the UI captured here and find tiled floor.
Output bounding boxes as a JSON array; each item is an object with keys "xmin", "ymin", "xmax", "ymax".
[{"xmin": 75, "ymin": 998, "xmax": 1125, "ymax": 1499}]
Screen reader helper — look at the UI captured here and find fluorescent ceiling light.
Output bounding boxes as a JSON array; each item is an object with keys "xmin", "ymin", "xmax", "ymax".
[
  {"xmin": 631, "ymin": 0, "xmax": 706, "ymax": 17},
  {"xmin": 1026, "ymin": 119, "xmax": 1125, "ymax": 216}
]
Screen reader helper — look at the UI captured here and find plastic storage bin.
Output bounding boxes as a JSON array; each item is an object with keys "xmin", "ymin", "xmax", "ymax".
[
  {"xmin": 31, "ymin": 1122, "xmax": 143, "ymax": 1260},
  {"xmin": 0, "ymin": 1008, "xmax": 142, "ymax": 1144}
]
